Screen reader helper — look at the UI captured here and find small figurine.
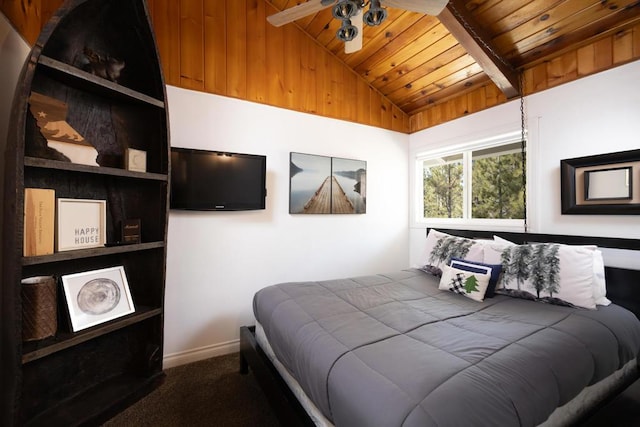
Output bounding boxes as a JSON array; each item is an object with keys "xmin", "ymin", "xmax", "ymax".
[{"xmin": 82, "ymin": 47, "xmax": 125, "ymax": 82}]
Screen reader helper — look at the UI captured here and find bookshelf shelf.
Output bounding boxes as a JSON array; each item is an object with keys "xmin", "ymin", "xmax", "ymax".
[{"xmin": 1, "ymin": 1, "xmax": 169, "ymax": 425}]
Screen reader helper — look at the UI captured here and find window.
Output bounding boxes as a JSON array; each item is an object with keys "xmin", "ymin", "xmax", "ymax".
[
  {"xmin": 417, "ymin": 135, "xmax": 526, "ymax": 226},
  {"xmin": 471, "ymin": 144, "xmax": 525, "ymax": 219},
  {"xmin": 422, "ymin": 154, "xmax": 463, "ymax": 218}
]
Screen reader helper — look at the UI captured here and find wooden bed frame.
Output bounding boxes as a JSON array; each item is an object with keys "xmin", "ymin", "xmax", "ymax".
[{"xmin": 239, "ymin": 229, "xmax": 640, "ymax": 426}]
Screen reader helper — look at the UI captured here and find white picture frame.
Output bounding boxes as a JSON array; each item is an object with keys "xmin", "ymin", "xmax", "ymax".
[
  {"xmin": 125, "ymin": 148, "xmax": 147, "ymax": 172},
  {"xmin": 57, "ymin": 198, "xmax": 106, "ymax": 251},
  {"xmin": 61, "ymin": 266, "xmax": 135, "ymax": 332}
]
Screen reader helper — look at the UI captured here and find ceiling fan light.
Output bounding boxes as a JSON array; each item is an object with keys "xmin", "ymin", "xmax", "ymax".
[
  {"xmin": 336, "ymin": 20, "xmax": 358, "ymax": 42},
  {"xmin": 332, "ymin": 0, "xmax": 358, "ymax": 20},
  {"xmin": 364, "ymin": 6, "xmax": 387, "ymax": 26}
]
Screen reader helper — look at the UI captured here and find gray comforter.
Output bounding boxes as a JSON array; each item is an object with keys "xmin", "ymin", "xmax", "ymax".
[{"xmin": 253, "ymin": 269, "xmax": 640, "ymax": 427}]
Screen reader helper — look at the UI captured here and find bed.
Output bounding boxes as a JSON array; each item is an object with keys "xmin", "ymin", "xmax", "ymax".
[{"xmin": 240, "ymin": 229, "xmax": 640, "ymax": 426}]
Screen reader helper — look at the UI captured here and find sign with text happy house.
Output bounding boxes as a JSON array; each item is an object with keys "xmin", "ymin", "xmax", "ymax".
[{"xmin": 57, "ymin": 199, "xmax": 106, "ymax": 251}]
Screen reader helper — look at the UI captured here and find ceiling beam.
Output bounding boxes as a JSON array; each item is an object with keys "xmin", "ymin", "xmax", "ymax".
[{"xmin": 437, "ymin": 1, "xmax": 520, "ymax": 98}]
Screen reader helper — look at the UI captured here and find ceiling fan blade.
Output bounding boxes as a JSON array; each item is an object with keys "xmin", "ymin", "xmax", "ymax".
[
  {"xmin": 344, "ymin": 9, "xmax": 363, "ymax": 54},
  {"xmin": 267, "ymin": 0, "xmax": 334, "ymax": 27},
  {"xmin": 383, "ymin": 0, "xmax": 449, "ymax": 16}
]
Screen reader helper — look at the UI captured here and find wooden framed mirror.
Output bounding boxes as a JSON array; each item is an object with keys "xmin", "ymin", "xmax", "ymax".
[{"xmin": 561, "ymin": 149, "xmax": 640, "ymax": 214}]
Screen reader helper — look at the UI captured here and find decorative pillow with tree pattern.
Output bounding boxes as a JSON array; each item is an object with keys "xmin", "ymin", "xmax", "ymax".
[
  {"xmin": 438, "ymin": 264, "xmax": 492, "ymax": 302},
  {"xmin": 484, "ymin": 243, "xmax": 596, "ymax": 309},
  {"xmin": 422, "ymin": 229, "xmax": 484, "ymax": 272}
]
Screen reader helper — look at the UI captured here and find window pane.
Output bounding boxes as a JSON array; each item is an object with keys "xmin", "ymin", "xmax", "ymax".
[
  {"xmin": 471, "ymin": 143, "xmax": 524, "ymax": 219},
  {"xmin": 423, "ymin": 154, "xmax": 463, "ymax": 218}
]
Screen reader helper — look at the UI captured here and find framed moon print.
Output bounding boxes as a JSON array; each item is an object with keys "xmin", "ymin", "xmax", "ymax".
[{"xmin": 61, "ymin": 266, "xmax": 135, "ymax": 332}]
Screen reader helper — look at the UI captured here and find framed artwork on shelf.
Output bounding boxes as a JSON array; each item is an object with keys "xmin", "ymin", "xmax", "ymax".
[
  {"xmin": 57, "ymin": 198, "xmax": 106, "ymax": 251},
  {"xmin": 125, "ymin": 148, "xmax": 147, "ymax": 172},
  {"xmin": 289, "ymin": 152, "xmax": 367, "ymax": 214},
  {"xmin": 560, "ymin": 149, "xmax": 640, "ymax": 215},
  {"xmin": 61, "ymin": 266, "xmax": 135, "ymax": 332}
]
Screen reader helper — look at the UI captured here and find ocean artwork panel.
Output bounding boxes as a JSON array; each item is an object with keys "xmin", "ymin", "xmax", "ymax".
[{"xmin": 289, "ymin": 152, "xmax": 366, "ymax": 214}]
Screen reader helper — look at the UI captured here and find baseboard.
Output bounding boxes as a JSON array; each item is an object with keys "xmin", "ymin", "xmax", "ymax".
[{"xmin": 162, "ymin": 339, "xmax": 240, "ymax": 369}]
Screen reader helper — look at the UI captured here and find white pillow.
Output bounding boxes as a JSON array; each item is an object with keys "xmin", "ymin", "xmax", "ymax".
[
  {"xmin": 438, "ymin": 264, "xmax": 492, "ymax": 302},
  {"xmin": 489, "ymin": 236, "xmax": 610, "ymax": 307},
  {"xmin": 423, "ymin": 229, "xmax": 484, "ymax": 270},
  {"xmin": 493, "ymin": 235, "xmax": 516, "ymax": 246},
  {"xmin": 592, "ymin": 249, "xmax": 611, "ymax": 306},
  {"xmin": 484, "ymin": 242, "xmax": 597, "ymax": 309}
]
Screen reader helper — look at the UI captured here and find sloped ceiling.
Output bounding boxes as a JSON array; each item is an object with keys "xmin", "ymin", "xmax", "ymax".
[{"xmin": 3, "ymin": 0, "xmax": 640, "ymax": 133}]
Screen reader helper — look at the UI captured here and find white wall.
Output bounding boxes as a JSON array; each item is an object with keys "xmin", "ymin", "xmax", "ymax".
[
  {"xmin": 409, "ymin": 60, "xmax": 640, "ymax": 268},
  {"xmin": 164, "ymin": 87, "xmax": 410, "ymax": 366},
  {"xmin": 0, "ymin": 13, "xmax": 30, "ymax": 274},
  {"xmin": 0, "ymin": 13, "xmax": 28, "ymax": 148}
]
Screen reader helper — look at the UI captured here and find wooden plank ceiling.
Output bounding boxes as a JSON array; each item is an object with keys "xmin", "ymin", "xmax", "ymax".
[
  {"xmin": 268, "ymin": 0, "xmax": 640, "ymax": 117},
  {"xmin": 2, "ymin": 0, "xmax": 640, "ymax": 133}
]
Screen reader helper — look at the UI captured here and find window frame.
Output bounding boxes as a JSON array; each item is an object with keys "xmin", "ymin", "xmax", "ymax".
[{"xmin": 414, "ymin": 130, "xmax": 527, "ymax": 230}]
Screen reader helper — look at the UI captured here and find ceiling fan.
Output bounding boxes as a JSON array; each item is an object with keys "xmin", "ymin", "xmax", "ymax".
[{"xmin": 267, "ymin": 0, "xmax": 449, "ymax": 54}]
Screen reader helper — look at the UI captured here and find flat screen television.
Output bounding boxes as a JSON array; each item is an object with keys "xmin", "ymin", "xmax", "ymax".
[{"xmin": 170, "ymin": 147, "xmax": 267, "ymax": 211}]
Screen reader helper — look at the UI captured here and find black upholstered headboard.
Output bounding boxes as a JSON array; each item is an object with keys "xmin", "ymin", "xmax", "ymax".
[{"xmin": 427, "ymin": 228, "xmax": 640, "ymax": 318}]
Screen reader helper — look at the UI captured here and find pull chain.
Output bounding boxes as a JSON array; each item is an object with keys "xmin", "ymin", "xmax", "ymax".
[{"xmin": 519, "ymin": 72, "xmax": 527, "ymax": 233}]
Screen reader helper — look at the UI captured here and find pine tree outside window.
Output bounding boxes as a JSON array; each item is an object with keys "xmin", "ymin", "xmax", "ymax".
[
  {"xmin": 417, "ymin": 135, "xmax": 526, "ymax": 228},
  {"xmin": 471, "ymin": 143, "xmax": 524, "ymax": 219},
  {"xmin": 422, "ymin": 154, "xmax": 463, "ymax": 219}
]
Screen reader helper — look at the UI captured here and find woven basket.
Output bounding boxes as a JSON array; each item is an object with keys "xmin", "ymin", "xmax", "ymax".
[{"xmin": 22, "ymin": 276, "xmax": 57, "ymax": 341}]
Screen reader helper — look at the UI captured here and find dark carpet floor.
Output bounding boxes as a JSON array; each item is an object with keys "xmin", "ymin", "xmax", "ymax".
[
  {"xmin": 582, "ymin": 378, "xmax": 640, "ymax": 427},
  {"xmin": 102, "ymin": 353, "xmax": 281, "ymax": 427}
]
